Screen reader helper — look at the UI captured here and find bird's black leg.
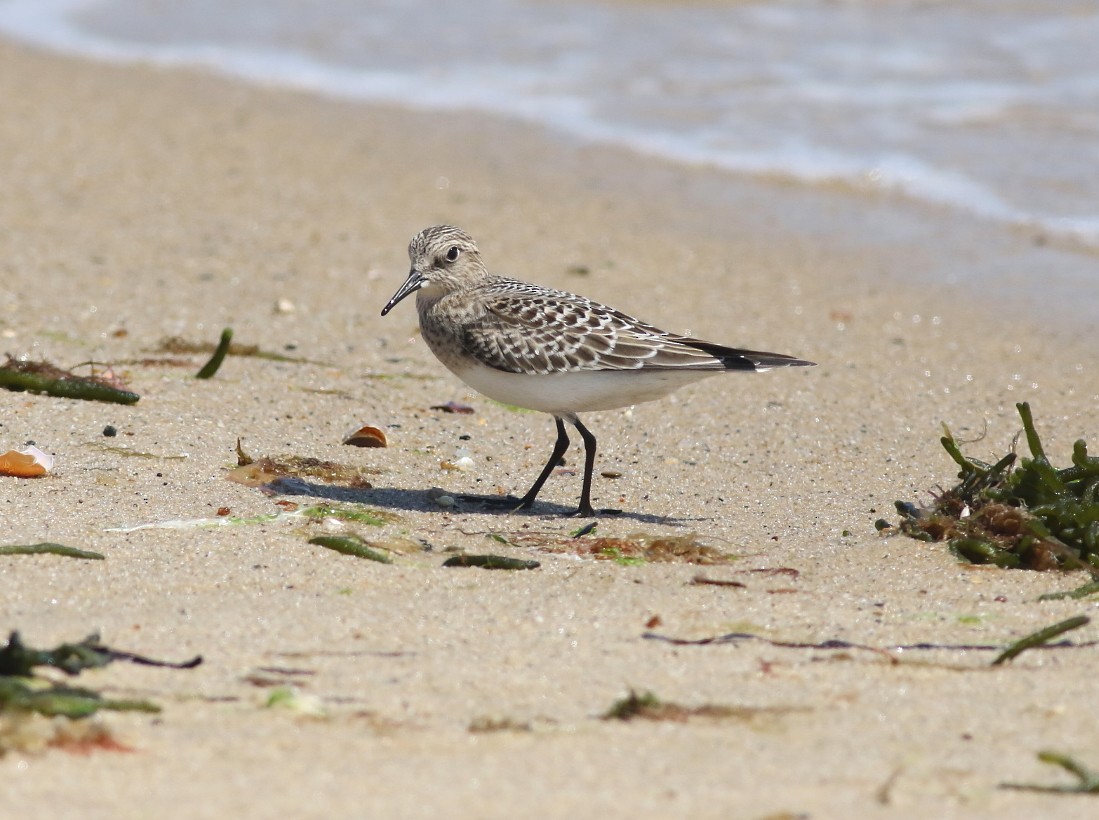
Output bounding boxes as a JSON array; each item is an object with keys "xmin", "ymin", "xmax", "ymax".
[
  {"xmin": 571, "ymin": 417, "xmax": 598, "ymax": 517},
  {"xmin": 517, "ymin": 416, "xmax": 570, "ymax": 510}
]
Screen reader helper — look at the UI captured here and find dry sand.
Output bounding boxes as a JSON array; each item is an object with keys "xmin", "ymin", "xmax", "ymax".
[{"xmin": 2, "ymin": 39, "xmax": 1099, "ymax": 818}]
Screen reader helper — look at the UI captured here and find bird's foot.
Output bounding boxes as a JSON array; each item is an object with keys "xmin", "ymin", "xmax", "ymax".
[{"xmin": 569, "ymin": 504, "xmax": 621, "ymax": 518}]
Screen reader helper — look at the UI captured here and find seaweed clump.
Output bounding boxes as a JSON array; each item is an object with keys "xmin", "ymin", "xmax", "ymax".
[
  {"xmin": 0, "ymin": 632, "xmax": 200, "ymax": 754},
  {"xmin": 894, "ymin": 402, "xmax": 1099, "ymax": 571}
]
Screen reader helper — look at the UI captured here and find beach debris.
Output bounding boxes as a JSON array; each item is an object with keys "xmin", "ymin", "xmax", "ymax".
[
  {"xmin": 603, "ymin": 689, "xmax": 662, "ymax": 720},
  {"xmin": 195, "ymin": 327, "xmax": 233, "ymax": 378},
  {"xmin": 0, "ymin": 542, "xmax": 104, "ymax": 560},
  {"xmin": 683, "ymin": 566, "xmax": 803, "ymax": 594},
  {"xmin": 0, "ymin": 355, "xmax": 139, "ymax": 404},
  {"xmin": 152, "ymin": 334, "xmax": 321, "ymax": 366},
  {"xmin": 102, "ymin": 425, "xmax": 118, "ymax": 437},
  {"xmin": 476, "ymin": 528, "xmax": 733, "ymax": 565},
  {"xmin": 0, "ymin": 631, "xmax": 200, "ymax": 754},
  {"xmin": 264, "ymin": 686, "xmax": 327, "ymax": 718},
  {"xmin": 1039, "ymin": 581, "xmax": 1099, "ymax": 601},
  {"xmin": 442, "ymin": 554, "xmax": 540, "ymax": 570},
  {"xmin": 602, "ymin": 689, "xmax": 793, "ymax": 724},
  {"xmin": 0, "ymin": 679, "xmax": 158, "ymax": 724},
  {"xmin": 307, "ymin": 534, "xmax": 392, "ymax": 563},
  {"xmin": 4, "ymin": 718, "xmax": 138, "ymax": 755},
  {"xmin": 107, "ymin": 500, "xmax": 395, "ymax": 535},
  {"xmin": 579, "ymin": 532, "xmax": 730, "ymax": 564},
  {"xmin": 690, "ymin": 575, "xmax": 747, "ymax": 589},
  {"xmin": 644, "ymin": 614, "xmax": 1094, "ymax": 667},
  {"xmin": 0, "ymin": 631, "xmax": 201, "ymax": 678},
  {"xmin": 991, "ymin": 615, "xmax": 1090, "ymax": 666},
  {"xmin": 431, "ymin": 401, "xmax": 475, "ymax": 414},
  {"xmin": 227, "ymin": 443, "xmax": 377, "ymax": 492},
  {"xmin": 892, "ymin": 402, "xmax": 1099, "ymax": 571},
  {"xmin": 1001, "ymin": 750, "xmax": 1099, "ymax": 794},
  {"xmin": 468, "ymin": 716, "xmax": 532, "ymax": 733},
  {"xmin": 440, "ymin": 455, "xmax": 475, "ymax": 472},
  {"xmin": 342, "ymin": 424, "xmax": 387, "ymax": 448},
  {"xmin": 93, "ymin": 442, "xmax": 187, "ymax": 460},
  {"xmin": 106, "ymin": 513, "xmax": 282, "ymax": 533},
  {"xmin": 300, "ymin": 504, "xmax": 397, "ymax": 526},
  {"xmin": 0, "ymin": 445, "xmax": 54, "ymax": 477}
]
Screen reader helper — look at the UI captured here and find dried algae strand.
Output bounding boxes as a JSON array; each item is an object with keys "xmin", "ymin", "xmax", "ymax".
[
  {"xmin": 0, "ymin": 542, "xmax": 104, "ymax": 560},
  {"xmin": 307, "ymin": 535, "xmax": 392, "ymax": 563},
  {"xmin": 601, "ymin": 689, "xmax": 784, "ymax": 724},
  {"xmin": 0, "ymin": 631, "xmax": 201, "ymax": 677},
  {"xmin": 991, "ymin": 615, "xmax": 1090, "ymax": 666},
  {"xmin": 442, "ymin": 554, "xmax": 540, "ymax": 570},
  {"xmin": 644, "ymin": 619, "xmax": 1099, "ymax": 665},
  {"xmin": 0, "ymin": 356, "xmax": 139, "ymax": 404},
  {"xmin": 1001, "ymin": 750, "xmax": 1099, "ymax": 794}
]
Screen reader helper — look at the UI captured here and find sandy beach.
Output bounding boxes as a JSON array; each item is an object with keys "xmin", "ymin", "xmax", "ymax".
[{"xmin": 3, "ymin": 38, "xmax": 1099, "ymax": 818}]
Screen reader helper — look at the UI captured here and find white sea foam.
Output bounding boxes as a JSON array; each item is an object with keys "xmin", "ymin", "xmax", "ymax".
[{"xmin": 2, "ymin": 0, "xmax": 1097, "ymax": 248}]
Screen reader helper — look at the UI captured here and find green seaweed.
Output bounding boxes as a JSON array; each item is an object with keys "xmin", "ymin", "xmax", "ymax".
[
  {"xmin": 308, "ymin": 535, "xmax": 392, "ymax": 563},
  {"xmin": 156, "ymin": 334, "xmax": 322, "ymax": 365},
  {"xmin": 0, "ymin": 632, "xmax": 199, "ymax": 720},
  {"xmin": 895, "ymin": 403, "xmax": 1099, "ymax": 571},
  {"xmin": 599, "ymin": 547, "xmax": 647, "ymax": 566},
  {"xmin": 0, "ymin": 355, "xmax": 139, "ymax": 404},
  {"xmin": 195, "ymin": 327, "xmax": 233, "ymax": 379},
  {"xmin": 0, "ymin": 631, "xmax": 201, "ymax": 677},
  {"xmin": 1001, "ymin": 750, "xmax": 1099, "ymax": 793},
  {"xmin": 442, "ymin": 554, "xmax": 540, "ymax": 570},
  {"xmin": 570, "ymin": 522, "xmax": 598, "ymax": 538},
  {"xmin": 604, "ymin": 689, "xmax": 662, "ymax": 720},
  {"xmin": 0, "ymin": 679, "xmax": 159, "ymax": 718},
  {"xmin": 600, "ymin": 689, "xmax": 772, "ymax": 723},
  {"xmin": 299, "ymin": 504, "xmax": 396, "ymax": 526},
  {"xmin": 1039, "ymin": 580, "xmax": 1099, "ymax": 601},
  {"xmin": 992, "ymin": 615, "xmax": 1090, "ymax": 666},
  {"xmin": 0, "ymin": 542, "xmax": 104, "ymax": 560}
]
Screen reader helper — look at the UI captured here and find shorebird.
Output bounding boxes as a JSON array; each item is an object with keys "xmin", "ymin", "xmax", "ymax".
[{"xmin": 381, "ymin": 225, "xmax": 814, "ymax": 516}]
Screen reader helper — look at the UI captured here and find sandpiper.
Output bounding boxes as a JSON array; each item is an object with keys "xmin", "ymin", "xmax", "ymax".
[{"xmin": 381, "ymin": 225, "xmax": 814, "ymax": 516}]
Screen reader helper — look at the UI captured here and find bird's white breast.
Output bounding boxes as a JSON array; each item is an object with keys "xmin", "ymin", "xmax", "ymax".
[{"xmin": 449, "ymin": 360, "xmax": 719, "ymax": 414}]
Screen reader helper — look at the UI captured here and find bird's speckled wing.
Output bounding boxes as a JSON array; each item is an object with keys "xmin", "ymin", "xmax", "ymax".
[{"xmin": 458, "ymin": 279, "xmax": 796, "ymax": 375}]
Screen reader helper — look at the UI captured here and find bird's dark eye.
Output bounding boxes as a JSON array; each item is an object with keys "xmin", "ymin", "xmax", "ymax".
[{"xmin": 445, "ymin": 246, "xmax": 461, "ymax": 262}]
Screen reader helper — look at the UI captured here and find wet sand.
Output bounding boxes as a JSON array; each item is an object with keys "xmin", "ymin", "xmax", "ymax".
[{"xmin": 3, "ymin": 39, "xmax": 1099, "ymax": 818}]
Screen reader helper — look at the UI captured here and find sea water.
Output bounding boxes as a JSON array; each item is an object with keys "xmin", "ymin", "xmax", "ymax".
[{"xmin": 1, "ymin": 0, "xmax": 1096, "ymax": 311}]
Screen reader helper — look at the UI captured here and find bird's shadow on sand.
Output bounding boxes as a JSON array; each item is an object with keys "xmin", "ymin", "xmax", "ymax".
[{"xmin": 266, "ymin": 479, "xmax": 699, "ymax": 527}]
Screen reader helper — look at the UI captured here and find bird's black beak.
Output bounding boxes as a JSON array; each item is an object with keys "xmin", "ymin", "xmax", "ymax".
[{"xmin": 380, "ymin": 270, "xmax": 424, "ymax": 316}]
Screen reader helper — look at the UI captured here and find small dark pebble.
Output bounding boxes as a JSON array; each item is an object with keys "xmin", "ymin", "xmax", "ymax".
[{"xmin": 102, "ymin": 425, "xmax": 118, "ymax": 437}]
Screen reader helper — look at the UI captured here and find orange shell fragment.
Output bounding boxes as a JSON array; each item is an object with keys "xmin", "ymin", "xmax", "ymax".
[
  {"xmin": 342, "ymin": 425, "xmax": 387, "ymax": 448},
  {"xmin": 0, "ymin": 445, "xmax": 53, "ymax": 477}
]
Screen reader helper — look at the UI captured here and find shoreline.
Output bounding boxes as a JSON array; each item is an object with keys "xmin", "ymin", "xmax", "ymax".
[{"xmin": 4, "ymin": 39, "xmax": 1099, "ymax": 818}]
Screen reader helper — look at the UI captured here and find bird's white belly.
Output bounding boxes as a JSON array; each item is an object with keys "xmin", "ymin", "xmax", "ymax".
[{"xmin": 449, "ymin": 362, "xmax": 718, "ymax": 414}]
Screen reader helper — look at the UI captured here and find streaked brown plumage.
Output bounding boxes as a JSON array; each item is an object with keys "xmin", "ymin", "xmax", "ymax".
[{"xmin": 382, "ymin": 225, "xmax": 814, "ymax": 516}]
